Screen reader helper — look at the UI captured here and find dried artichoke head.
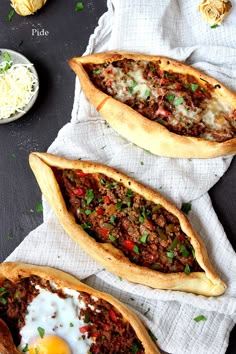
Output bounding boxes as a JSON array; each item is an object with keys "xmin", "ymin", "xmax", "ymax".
[
  {"xmin": 11, "ymin": 0, "xmax": 47, "ymax": 16},
  {"xmin": 199, "ymin": 0, "xmax": 232, "ymax": 25}
]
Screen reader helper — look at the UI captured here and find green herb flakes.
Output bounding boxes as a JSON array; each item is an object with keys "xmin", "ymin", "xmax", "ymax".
[
  {"xmin": 211, "ymin": 24, "xmax": 219, "ymax": 29},
  {"xmin": 184, "ymin": 264, "xmax": 191, "ymax": 275},
  {"xmin": 0, "ymin": 297, "xmax": 7, "ymax": 305},
  {"xmin": 37, "ymin": 326, "xmax": 45, "ymax": 339},
  {"xmin": 23, "ymin": 344, "xmax": 29, "ymax": 352},
  {"xmin": 133, "ymin": 245, "xmax": 140, "ymax": 254},
  {"xmin": 128, "ymin": 80, "xmax": 137, "ymax": 94},
  {"xmin": 86, "ymin": 189, "xmax": 94, "ymax": 205},
  {"xmin": 75, "ymin": 2, "xmax": 84, "ymax": 11},
  {"xmin": 180, "ymin": 244, "xmax": 190, "ymax": 258},
  {"xmin": 167, "ymin": 250, "xmax": 175, "ymax": 259},
  {"xmin": 144, "ymin": 89, "xmax": 150, "ymax": 98},
  {"xmin": 116, "ymin": 201, "xmax": 123, "ymax": 210},
  {"xmin": 93, "ymin": 69, "xmax": 102, "ymax": 75},
  {"xmin": 139, "ymin": 233, "xmax": 149, "ymax": 243},
  {"xmin": 81, "ymin": 222, "xmax": 91, "ymax": 230},
  {"xmin": 108, "ymin": 233, "xmax": 116, "ymax": 242},
  {"xmin": 139, "ymin": 216, "xmax": 144, "ymax": 223},
  {"xmin": 7, "ymin": 9, "xmax": 15, "ymax": 22},
  {"xmin": 70, "ymin": 322, "xmax": 74, "ymax": 327},
  {"xmin": 166, "ymin": 93, "xmax": 175, "ymax": 103},
  {"xmin": 181, "ymin": 202, "xmax": 192, "ymax": 214},
  {"xmin": 194, "ymin": 315, "xmax": 207, "ymax": 322},
  {"xmin": 36, "ymin": 202, "xmax": 43, "ymax": 213},
  {"xmin": 100, "ymin": 178, "xmax": 106, "ymax": 186},
  {"xmin": 85, "ymin": 209, "xmax": 91, "ymax": 215},
  {"xmin": 174, "ymin": 97, "xmax": 184, "ymax": 106},
  {"xmin": 126, "ymin": 189, "xmax": 133, "ymax": 197},
  {"xmin": 110, "ymin": 214, "xmax": 116, "ymax": 224},
  {"xmin": 191, "ymin": 84, "xmax": 199, "ymax": 92}
]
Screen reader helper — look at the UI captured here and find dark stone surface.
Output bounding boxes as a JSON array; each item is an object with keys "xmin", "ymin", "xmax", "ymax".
[{"xmin": 0, "ymin": 1, "xmax": 235, "ymax": 353}]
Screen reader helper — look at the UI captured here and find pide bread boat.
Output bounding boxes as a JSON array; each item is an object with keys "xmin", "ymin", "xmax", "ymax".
[
  {"xmin": 69, "ymin": 51, "xmax": 236, "ymax": 158},
  {"xmin": 0, "ymin": 262, "xmax": 160, "ymax": 354},
  {"xmin": 29, "ymin": 152, "xmax": 226, "ymax": 296}
]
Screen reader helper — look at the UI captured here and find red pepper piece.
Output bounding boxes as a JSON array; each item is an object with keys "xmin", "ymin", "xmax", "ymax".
[
  {"xmin": 178, "ymin": 234, "xmax": 185, "ymax": 242},
  {"xmin": 79, "ymin": 325, "xmax": 89, "ymax": 333},
  {"xmin": 73, "ymin": 187, "xmax": 85, "ymax": 196},
  {"xmin": 100, "ymin": 228, "xmax": 109, "ymax": 236},
  {"xmin": 102, "ymin": 323, "xmax": 110, "ymax": 331},
  {"xmin": 96, "ymin": 207, "xmax": 104, "ymax": 215},
  {"xmin": 158, "ymin": 78, "xmax": 168, "ymax": 85},
  {"xmin": 156, "ymin": 107, "xmax": 171, "ymax": 117},
  {"xmin": 147, "ymin": 220, "xmax": 154, "ymax": 230},
  {"xmin": 104, "ymin": 196, "xmax": 111, "ymax": 204},
  {"xmin": 123, "ymin": 240, "xmax": 135, "ymax": 251},
  {"xmin": 109, "ymin": 310, "xmax": 117, "ymax": 322},
  {"xmin": 76, "ymin": 171, "xmax": 90, "ymax": 177}
]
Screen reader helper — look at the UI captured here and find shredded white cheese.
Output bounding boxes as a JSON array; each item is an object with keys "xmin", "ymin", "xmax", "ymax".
[{"xmin": 0, "ymin": 63, "xmax": 38, "ymax": 119}]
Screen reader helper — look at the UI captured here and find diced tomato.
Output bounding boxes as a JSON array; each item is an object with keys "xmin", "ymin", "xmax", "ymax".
[
  {"xmin": 156, "ymin": 107, "xmax": 171, "ymax": 117},
  {"xmin": 158, "ymin": 78, "xmax": 168, "ymax": 85},
  {"xmin": 100, "ymin": 228, "xmax": 109, "ymax": 236},
  {"xmin": 91, "ymin": 348, "xmax": 100, "ymax": 354},
  {"xmin": 76, "ymin": 171, "xmax": 89, "ymax": 177},
  {"xmin": 107, "ymin": 69, "xmax": 114, "ymax": 74},
  {"xmin": 178, "ymin": 234, "xmax": 185, "ymax": 242},
  {"xmin": 104, "ymin": 196, "xmax": 111, "ymax": 204},
  {"xmin": 84, "ymin": 179, "xmax": 91, "ymax": 188},
  {"xmin": 123, "ymin": 240, "xmax": 135, "ymax": 251},
  {"xmin": 147, "ymin": 220, "xmax": 154, "ymax": 230},
  {"xmin": 96, "ymin": 207, "xmax": 104, "ymax": 215},
  {"xmin": 109, "ymin": 310, "xmax": 117, "ymax": 322},
  {"xmin": 79, "ymin": 325, "xmax": 89, "ymax": 333},
  {"xmin": 102, "ymin": 323, "xmax": 110, "ymax": 331},
  {"xmin": 73, "ymin": 187, "xmax": 85, "ymax": 196},
  {"xmin": 91, "ymin": 331, "xmax": 101, "ymax": 338}
]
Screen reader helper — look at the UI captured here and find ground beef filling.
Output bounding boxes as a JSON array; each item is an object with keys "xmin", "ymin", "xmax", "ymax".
[
  {"xmin": 85, "ymin": 59, "xmax": 236, "ymax": 142},
  {"xmin": 55, "ymin": 168, "xmax": 202, "ymax": 274},
  {"xmin": 0, "ymin": 276, "xmax": 144, "ymax": 353}
]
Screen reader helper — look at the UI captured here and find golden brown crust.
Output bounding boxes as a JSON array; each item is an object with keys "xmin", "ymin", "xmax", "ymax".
[
  {"xmin": 0, "ymin": 262, "xmax": 160, "ymax": 354},
  {"xmin": 68, "ymin": 50, "xmax": 236, "ymax": 159},
  {"xmin": 29, "ymin": 152, "xmax": 226, "ymax": 296}
]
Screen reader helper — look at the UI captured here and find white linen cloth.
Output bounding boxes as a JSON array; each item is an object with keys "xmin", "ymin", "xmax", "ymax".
[{"xmin": 7, "ymin": 1, "xmax": 236, "ymax": 353}]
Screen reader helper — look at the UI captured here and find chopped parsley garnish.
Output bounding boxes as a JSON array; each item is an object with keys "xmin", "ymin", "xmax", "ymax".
[
  {"xmin": 81, "ymin": 222, "xmax": 91, "ymax": 230},
  {"xmin": 110, "ymin": 214, "xmax": 116, "ymax": 224},
  {"xmin": 194, "ymin": 315, "xmax": 207, "ymax": 322},
  {"xmin": 116, "ymin": 201, "xmax": 123, "ymax": 210},
  {"xmin": 167, "ymin": 250, "xmax": 175, "ymax": 259},
  {"xmin": 133, "ymin": 245, "xmax": 140, "ymax": 254},
  {"xmin": 86, "ymin": 189, "xmax": 94, "ymax": 205},
  {"xmin": 144, "ymin": 89, "xmax": 150, "ymax": 98},
  {"xmin": 108, "ymin": 233, "xmax": 116, "ymax": 242},
  {"xmin": 191, "ymin": 84, "xmax": 199, "ymax": 92},
  {"xmin": 181, "ymin": 202, "xmax": 192, "ymax": 214},
  {"xmin": 100, "ymin": 178, "xmax": 106, "ymax": 186},
  {"xmin": 184, "ymin": 264, "xmax": 191, "ymax": 275},
  {"xmin": 139, "ymin": 233, "xmax": 149, "ymax": 243},
  {"xmin": 211, "ymin": 24, "xmax": 219, "ymax": 29},
  {"xmin": 23, "ymin": 344, "xmax": 29, "ymax": 352},
  {"xmin": 0, "ymin": 297, "xmax": 7, "ymax": 305},
  {"xmin": 75, "ymin": 2, "xmax": 84, "ymax": 11},
  {"xmin": 180, "ymin": 245, "xmax": 190, "ymax": 258},
  {"xmin": 128, "ymin": 80, "xmax": 137, "ymax": 93},
  {"xmin": 139, "ymin": 216, "xmax": 144, "ymax": 223},
  {"xmin": 7, "ymin": 9, "xmax": 15, "ymax": 22},
  {"xmin": 184, "ymin": 84, "xmax": 190, "ymax": 89},
  {"xmin": 169, "ymin": 236, "xmax": 179, "ymax": 250},
  {"xmin": 85, "ymin": 209, "xmax": 91, "ymax": 215},
  {"xmin": 98, "ymin": 197, "xmax": 104, "ymax": 203},
  {"xmin": 37, "ymin": 327, "xmax": 45, "ymax": 338},
  {"xmin": 109, "ymin": 181, "xmax": 118, "ymax": 189},
  {"xmin": 192, "ymin": 249, "xmax": 196, "ymax": 258},
  {"xmin": 70, "ymin": 322, "xmax": 74, "ymax": 327},
  {"xmin": 126, "ymin": 189, "xmax": 133, "ymax": 197},
  {"xmin": 174, "ymin": 97, "xmax": 184, "ymax": 106},
  {"xmin": 36, "ymin": 202, "xmax": 43, "ymax": 213},
  {"xmin": 166, "ymin": 93, "xmax": 175, "ymax": 103},
  {"xmin": 93, "ymin": 69, "xmax": 102, "ymax": 74},
  {"xmin": 131, "ymin": 345, "xmax": 139, "ymax": 353},
  {"xmin": 164, "ymin": 73, "xmax": 176, "ymax": 79}
]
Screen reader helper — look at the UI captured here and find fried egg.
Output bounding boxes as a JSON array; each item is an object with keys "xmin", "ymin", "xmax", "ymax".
[{"xmin": 18, "ymin": 285, "xmax": 96, "ymax": 354}]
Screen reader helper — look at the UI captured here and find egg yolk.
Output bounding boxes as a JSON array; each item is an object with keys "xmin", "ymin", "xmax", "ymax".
[{"xmin": 28, "ymin": 334, "xmax": 71, "ymax": 354}]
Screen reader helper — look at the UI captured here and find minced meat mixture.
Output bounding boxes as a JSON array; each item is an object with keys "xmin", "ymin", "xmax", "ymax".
[
  {"xmin": 54, "ymin": 168, "xmax": 202, "ymax": 274},
  {"xmin": 85, "ymin": 59, "xmax": 236, "ymax": 142},
  {"xmin": 0, "ymin": 276, "xmax": 145, "ymax": 353}
]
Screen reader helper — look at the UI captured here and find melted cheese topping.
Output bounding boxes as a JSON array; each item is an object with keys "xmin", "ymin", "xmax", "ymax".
[{"xmin": 0, "ymin": 64, "xmax": 38, "ymax": 119}]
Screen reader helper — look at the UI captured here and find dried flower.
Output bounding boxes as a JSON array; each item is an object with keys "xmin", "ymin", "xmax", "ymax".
[
  {"xmin": 199, "ymin": 0, "xmax": 232, "ymax": 25},
  {"xmin": 11, "ymin": 0, "xmax": 47, "ymax": 16}
]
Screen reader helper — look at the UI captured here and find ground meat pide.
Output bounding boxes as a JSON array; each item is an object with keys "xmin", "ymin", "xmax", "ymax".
[
  {"xmin": 0, "ymin": 276, "xmax": 145, "ymax": 353},
  {"xmin": 54, "ymin": 168, "xmax": 202, "ymax": 274},
  {"xmin": 84, "ymin": 59, "xmax": 236, "ymax": 142}
]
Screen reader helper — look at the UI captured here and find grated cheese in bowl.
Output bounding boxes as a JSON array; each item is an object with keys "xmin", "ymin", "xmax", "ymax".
[{"xmin": 0, "ymin": 50, "xmax": 39, "ymax": 122}]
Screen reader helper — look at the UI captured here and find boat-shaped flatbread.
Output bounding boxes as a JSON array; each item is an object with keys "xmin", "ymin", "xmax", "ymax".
[
  {"xmin": 29, "ymin": 152, "xmax": 226, "ymax": 296},
  {"xmin": 0, "ymin": 262, "xmax": 160, "ymax": 354},
  {"xmin": 69, "ymin": 51, "xmax": 236, "ymax": 158}
]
